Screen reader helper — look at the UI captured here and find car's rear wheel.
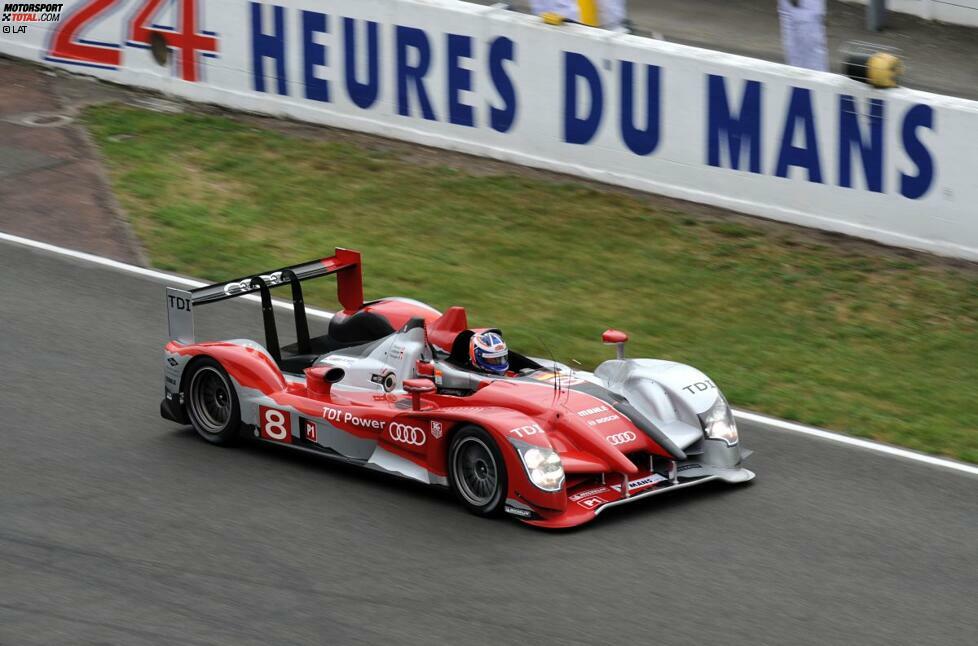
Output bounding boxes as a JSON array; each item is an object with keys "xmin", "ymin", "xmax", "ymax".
[
  {"xmin": 448, "ymin": 426, "xmax": 507, "ymax": 517},
  {"xmin": 186, "ymin": 358, "xmax": 241, "ymax": 446}
]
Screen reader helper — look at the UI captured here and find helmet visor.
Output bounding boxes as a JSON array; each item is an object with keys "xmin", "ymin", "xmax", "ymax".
[{"xmin": 482, "ymin": 353, "xmax": 508, "ymax": 366}]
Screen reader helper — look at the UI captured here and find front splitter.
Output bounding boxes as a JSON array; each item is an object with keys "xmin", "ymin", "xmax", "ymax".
[{"xmin": 523, "ymin": 467, "xmax": 755, "ymax": 529}]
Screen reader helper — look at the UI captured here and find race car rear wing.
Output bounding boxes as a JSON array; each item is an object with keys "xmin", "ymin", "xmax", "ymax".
[{"xmin": 166, "ymin": 249, "xmax": 363, "ymax": 359}]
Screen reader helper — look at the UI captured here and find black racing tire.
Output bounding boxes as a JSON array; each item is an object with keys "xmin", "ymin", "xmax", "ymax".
[
  {"xmin": 448, "ymin": 425, "xmax": 508, "ymax": 517},
  {"xmin": 185, "ymin": 357, "xmax": 241, "ymax": 446}
]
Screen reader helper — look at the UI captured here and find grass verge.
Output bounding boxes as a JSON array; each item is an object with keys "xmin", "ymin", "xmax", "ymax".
[{"xmin": 84, "ymin": 103, "xmax": 978, "ymax": 463}]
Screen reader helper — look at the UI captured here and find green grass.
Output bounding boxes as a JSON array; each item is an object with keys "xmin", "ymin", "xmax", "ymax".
[{"xmin": 84, "ymin": 103, "xmax": 978, "ymax": 463}]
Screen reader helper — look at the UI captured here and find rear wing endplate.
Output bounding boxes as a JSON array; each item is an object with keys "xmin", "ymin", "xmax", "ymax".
[
  {"xmin": 166, "ymin": 287, "xmax": 195, "ymax": 344},
  {"xmin": 165, "ymin": 248, "xmax": 362, "ymax": 345}
]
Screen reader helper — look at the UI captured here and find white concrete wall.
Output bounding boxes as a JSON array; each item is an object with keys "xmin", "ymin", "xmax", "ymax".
[{"xmin": 2, "ymin": 0, "xmax": 977, "ymax": 260}]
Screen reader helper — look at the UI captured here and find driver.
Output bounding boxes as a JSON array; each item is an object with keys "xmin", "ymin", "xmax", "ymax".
[{"xmin": 469, "ymin": 331, "xmax": 509, "ymax": 375}]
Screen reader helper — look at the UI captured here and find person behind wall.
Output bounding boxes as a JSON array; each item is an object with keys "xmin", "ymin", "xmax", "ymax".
[
  {"xmin": 778, "ymin": 0, "xmax": 829, "ymax": 71},
  {"xmin": 528, "ymin": 0, "xmax": 628, "ymax": 32}
]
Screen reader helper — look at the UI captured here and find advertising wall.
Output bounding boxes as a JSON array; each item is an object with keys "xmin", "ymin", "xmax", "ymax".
[{"xmin": 2, "ymin": 0, "xmax": 977, "ymax": 260}]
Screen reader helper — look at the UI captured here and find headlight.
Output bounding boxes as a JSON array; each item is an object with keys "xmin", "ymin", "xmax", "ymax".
[
  {"xmin": 698, "ymin": 395, "xmax": 738, "ymax": 446},
  {"xmin": 512, "ymin": 442, "xmax": 565, "ymax": 492}
]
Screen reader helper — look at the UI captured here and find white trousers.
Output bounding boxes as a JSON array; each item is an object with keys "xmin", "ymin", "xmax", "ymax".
[{"xmin": 778, "ymin": 9, "xmax": 829, "ymax": 71}]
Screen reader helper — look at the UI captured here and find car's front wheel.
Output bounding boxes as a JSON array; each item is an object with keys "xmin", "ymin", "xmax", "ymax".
[
  {"xmin": 185, "ymin": 357, "xmax": 241, "ymax": 446},
  {"xmin": 448, "ymin": 426, "xmax": 507, "ymax": 517}
]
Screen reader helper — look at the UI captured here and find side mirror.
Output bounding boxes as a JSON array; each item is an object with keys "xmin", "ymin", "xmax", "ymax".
[
  {"xmin": 602, "ymin": 329, "xmax": 628, "ymax": 360},
  {"xmin": 304, "ymin": 366, "xmax": 345, "ymax": 397},
  {"xmin": 403, "ymin": 378, "xmax": 436, "ymax": 411}
]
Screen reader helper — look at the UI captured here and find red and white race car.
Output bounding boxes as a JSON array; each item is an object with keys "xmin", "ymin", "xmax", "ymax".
[{"xmin": 161, "ymin": 249, "xmax": 754, "ymax": 528}]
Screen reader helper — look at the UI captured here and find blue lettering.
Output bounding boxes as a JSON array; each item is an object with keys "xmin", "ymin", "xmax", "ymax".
[
  {"xmin": 899, "ymin": 104, "xmax": 935, "ymax": 199},
  {"xmin": 619, "ymin": 61, "xmax": 661, "ymax": 156},
  {"xmin": 446, "ymin": 34, "xmax": 474, "ymax": 127},
  {"xmin": 707, "ymin": 75, "xmax": 761, "ymax": 173},
  {"xmin": 302, "ymin": 11, "xmax": 329, "ymax": 103},
  {"xmin": 838, "ymin": 96, "xmax": 884, "ymax": 192},
  {"xmin": 774, "ymin": 87, "xmax": 822, "ymax": 183},
  {"xmin": 488, "ymin": 36, "xmax": 516, "ymax": 133},
  {"xmin": 563, "ymin": 52, "xmax": 602, "ymax": 145},
  {"xmin": 343, "ymin": 18, "xmax": 379, "ymax": 110},
  {"xmin": 396, "ymin": 26, "xmax": 436, "ymax": 121},
  {"xmin": 251, "ymin": 3, "xmax": 287, "ymax": 96}
]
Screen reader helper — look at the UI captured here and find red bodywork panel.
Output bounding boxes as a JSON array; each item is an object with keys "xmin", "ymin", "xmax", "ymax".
[
  {"xmin": 427, "ymin": 306, "xmax": 468, "ymax": 353},
  {"xmin": 360, "ymin": 299, "xmax": 442, "ymax": 330}
]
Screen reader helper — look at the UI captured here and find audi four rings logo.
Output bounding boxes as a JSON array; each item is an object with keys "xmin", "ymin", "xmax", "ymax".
[
  {"xmin": 389, "ymin": 423, "xmax": 426, "ymax": 446},
  {"xmin": 222, "ymin": 271, "xmax": 285, "ymax": 296},
  {"xmin": 606, "ymin": 431, "xmax": 637, "ymax": 446}
]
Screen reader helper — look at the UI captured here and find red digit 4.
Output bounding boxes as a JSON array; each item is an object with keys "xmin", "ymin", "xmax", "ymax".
[
  {"xmin": 128, "ymin": 0, "xmax": 166, "ymax": 45},
  {"xmin": 128, "ymin": 0, "xmax": 218, "ymax": 82}
]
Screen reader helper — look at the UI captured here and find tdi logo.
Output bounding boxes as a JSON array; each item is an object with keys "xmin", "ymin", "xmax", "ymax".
[
  {"xmin": 682, "ymin": 379, "xmax": 716, "ymax": 395},
  {"xmin": 508, "ymin": 423, "xmax": 544, "ymax": 438},
  {"xmin": 167, "ymin": 294, "xmax": 192, "ymax": 311}
]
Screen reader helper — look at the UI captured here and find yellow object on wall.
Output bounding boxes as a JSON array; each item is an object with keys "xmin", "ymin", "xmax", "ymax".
[
  {"xmin": 866, "ymin": 52, "xmax": 903, "ymax": 89},
  {"xmin": 541, "ymin": 11, "xmax": 565, "ymax": 25}
]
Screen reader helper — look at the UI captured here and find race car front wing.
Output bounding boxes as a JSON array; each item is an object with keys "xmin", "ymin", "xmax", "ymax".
[{"xmin": 521, "ymin": 454, "xmax": 754, "ymax": 528}]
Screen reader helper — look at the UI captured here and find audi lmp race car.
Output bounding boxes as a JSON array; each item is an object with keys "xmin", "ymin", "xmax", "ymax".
[{"xmin": 161, "ymin": 249, "xmax": 754, "ymax": 528}]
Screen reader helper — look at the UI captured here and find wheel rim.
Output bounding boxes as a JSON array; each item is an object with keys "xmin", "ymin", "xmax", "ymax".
[
  {"xmin": 189, "ymin": 366, "xmax": 232, "ymax": 434},
  {"xmin": 453, "ymin": 437, "xmax": 499, "ymax": 507}
]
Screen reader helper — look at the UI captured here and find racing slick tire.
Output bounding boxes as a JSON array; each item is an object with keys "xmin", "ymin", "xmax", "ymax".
[
  {"xmin": 448, "ymin": 426, "xmax": 508, "ymax": 517},
  {"xmin": 185, "ymin": 358, "xmax": 242, "ymax": 446}
]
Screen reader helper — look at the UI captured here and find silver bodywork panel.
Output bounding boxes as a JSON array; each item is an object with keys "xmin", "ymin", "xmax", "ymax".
[
  {"xmin": 596, "ymin": 358, "xmax": 730, "ymax": 452},
  {"xmin": 313, "ymin": 325, "xmax": 428, "ymax": 392}
]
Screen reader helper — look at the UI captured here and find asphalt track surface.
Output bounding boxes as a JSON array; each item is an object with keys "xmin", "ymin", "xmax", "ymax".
[{"xmin": 1, "ymin": 242, "xmax": 976, "ymax": 646}]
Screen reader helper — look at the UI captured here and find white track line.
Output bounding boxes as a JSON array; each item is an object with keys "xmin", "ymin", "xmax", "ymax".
[
  {"xmin": 0, "ymin": 231, "xmax": 335, "ymax": 320},
  {"xmin": 3, "ymin": 230, "xmax": 976, "ymax": 477},
  {"xmin": 733, "ymin": 410, "xmax": 978, "ymax": 476}
]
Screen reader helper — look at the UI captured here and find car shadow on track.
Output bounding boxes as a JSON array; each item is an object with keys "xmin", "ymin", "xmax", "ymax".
[
  {"xmin": 165, "ymin": 424, "xmax": 460, "ymax": 508},
  {"xmin": 165, "ymin": 424, "xmax": 755, "ymax": 532}
]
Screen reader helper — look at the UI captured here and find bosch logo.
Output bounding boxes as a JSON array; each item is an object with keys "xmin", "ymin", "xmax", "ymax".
[
  {"xmin": 606, "ymin": 431, "xmax": 637, "ymax": 446},
  {"xmin": 389, "ymin": 423, "xmax": 426, "ymax": 446}
]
